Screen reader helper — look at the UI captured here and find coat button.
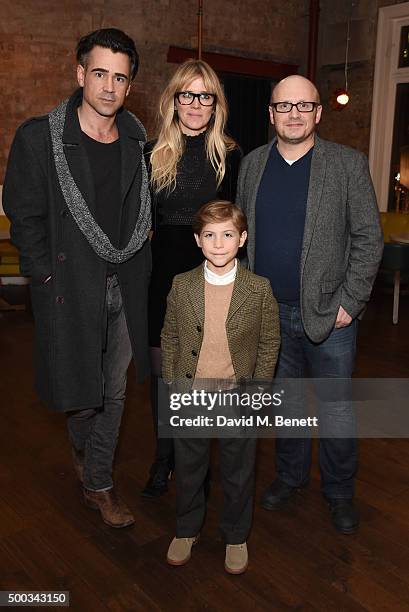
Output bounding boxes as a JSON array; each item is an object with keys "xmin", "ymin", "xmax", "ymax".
[
  {"xmin": 186, "ymin": 373, "xmax": 192, "ymax": 379},
  {"xmin": 196, "ymin": 325, "xmax": 202, "ymax": 333},
  {"xmin": 57, "ymin": 253, "xmax": 66, "ymax": 262},
  {"xmin": 56, "ymin": 296, "xmax": 64, "ymax": 304},
  {"xmin": 191, "ymin": 350, "xmax": 197, "ymax": 356}
]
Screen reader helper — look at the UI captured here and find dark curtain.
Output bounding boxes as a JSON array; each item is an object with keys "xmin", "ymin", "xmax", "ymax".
[{"xmin": 222, "ymin": 74, "xmax": 273, "ymax": 156}]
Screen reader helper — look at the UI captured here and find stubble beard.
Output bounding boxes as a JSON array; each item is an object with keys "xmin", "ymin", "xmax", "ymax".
[
  {"xmin": 82, "ymin": 94, "xmax": 121, "ymax": 119},
  {"xmin": 280, "ymin": 125, "xmax": 316, "ymax": 145}
]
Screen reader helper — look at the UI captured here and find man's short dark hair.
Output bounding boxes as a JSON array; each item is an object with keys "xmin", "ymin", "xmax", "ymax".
[{"xmin": 76, "ymin": 28, "xmax": 139, "ymax": 80}]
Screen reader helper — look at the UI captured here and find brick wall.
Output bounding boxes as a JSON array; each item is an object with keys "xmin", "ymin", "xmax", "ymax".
[
  {"xmin": 1, "ymin": 0, "xmax": 309, "ymax": 179},
  {"xmin": 315, "ymin": 0, "xmax": 407, "ymax": 155},
  {"xmin": 3, "ymin": 0, "xmax": 406, "ymax": 178}
]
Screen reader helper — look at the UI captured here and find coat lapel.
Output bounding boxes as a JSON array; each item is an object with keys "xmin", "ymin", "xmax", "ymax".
[
  {"xmin": 118, "ymin": 111, "xmax": 142, "ymax": 205},
  {"xmin": 117, "ymin": 109, "xmax": 144, "ymax": 246},
  {"xmin": 226, "ymin": 264, "xmax": 252, "ymax": 322},
  {"xmin": 300, "ymin": 136, "xmax": 326, "ymax": 272},
  {"xmin": 246, "ymin": 141, "xmax": 274, "ymax": 270},
  {"xmin": 187, "ymin": 265, "xmax": 205, "ymax": 326},
  {"xmin": 62, "ymin": 91, "xmax": 96, "ymax": 216},
  {"xmin": 188, "ymin": 263, "xmax": 254, "ymax": 330}
]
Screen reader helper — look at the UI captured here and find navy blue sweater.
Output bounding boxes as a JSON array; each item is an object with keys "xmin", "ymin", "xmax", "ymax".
[{"xmin": 255, "ymin": 145, "xmax": 313, "ymax": 304}]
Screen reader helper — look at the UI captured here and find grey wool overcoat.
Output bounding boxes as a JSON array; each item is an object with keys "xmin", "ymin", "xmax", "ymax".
[{"xmin": 3, "ymin": 89, "xmax": 151, "ymax": 412}]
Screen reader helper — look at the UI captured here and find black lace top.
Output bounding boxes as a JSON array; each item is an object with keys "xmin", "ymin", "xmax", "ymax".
[
  {"xmin": 145, "ymin": 133, "xmax": 242, "ymax": 229},
  {"xmin": 156, "ymin": 132, "xmax": 216, "ymax": 225}
]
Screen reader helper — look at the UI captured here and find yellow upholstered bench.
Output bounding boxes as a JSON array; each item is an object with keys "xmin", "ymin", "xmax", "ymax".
[
  {"xmin": 0, "ymin": 214, "xmax": 27, "ymax": 310},
  {"xmin": 0, "ymin": 213, "xmax": 10, "ymax": 233},
  {"xmin": 0, "ymin": 215, "xmax": 20, "ymax": 277},
  {"xmin": 380, "ymin": 212, "xmax": 409, "ymax": 243}
]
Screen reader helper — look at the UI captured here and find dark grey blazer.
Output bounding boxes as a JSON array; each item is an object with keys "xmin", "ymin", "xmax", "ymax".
[{"xmin": 236, "ymin": 135, "xmax": 384, "ymax": 343}]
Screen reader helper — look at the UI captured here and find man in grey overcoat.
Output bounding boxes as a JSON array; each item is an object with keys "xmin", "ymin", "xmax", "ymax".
[
  {"xmin": 236, "ymin": 75, "xmax": 383, "ymax": 534},
  {"xmin": 3, "ymin": 29, "xmax": 151, "ymax": 528}
]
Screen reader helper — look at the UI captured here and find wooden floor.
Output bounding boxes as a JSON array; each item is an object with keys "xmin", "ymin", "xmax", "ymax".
[{"xmin": 1, "ymin": 284, "xmax": 409, "ymax": 611}]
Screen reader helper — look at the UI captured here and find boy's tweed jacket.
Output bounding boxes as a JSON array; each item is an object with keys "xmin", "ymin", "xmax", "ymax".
[{"xmin": 161, "ymin": 262, "xmax": 280, "ymax": 384}]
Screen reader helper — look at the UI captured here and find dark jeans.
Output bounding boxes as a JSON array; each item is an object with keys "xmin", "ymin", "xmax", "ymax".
[
  {"xmin": 66, "ymin": 275, "xmax": 132, "ymax": 491},
  {"xmin": 275, "ymin": 303, "xmax": 357, "ymax": 499},
  {"xmin": 149, "ymin": 347, "xmax": 174, "ymax": 472},
  {"xmin": 174, "ymin": 436, "xmax": 257, "ymax": 544}
]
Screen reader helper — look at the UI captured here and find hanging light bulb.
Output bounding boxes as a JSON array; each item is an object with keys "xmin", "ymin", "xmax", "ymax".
[
  {"xmin": 331, "ymin": 3, "xmax": 353, "ymax": 110},
  {"xmin": 336, "ymin": 89, "xmax": 349, "ymax": 105},
  {"xmin": 330, "ymin": 88, "xmax": 350, "ymax": 111}
]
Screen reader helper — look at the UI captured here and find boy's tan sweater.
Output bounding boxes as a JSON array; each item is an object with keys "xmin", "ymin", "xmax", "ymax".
[{"xmin": 194, "ymin": 281, "xmax": 235, "ymax": 381}]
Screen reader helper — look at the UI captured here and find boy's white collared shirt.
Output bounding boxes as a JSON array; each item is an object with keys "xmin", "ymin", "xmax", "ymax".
[{"xmin": 204, "ymin": 259, "xmax": 237, "ymax": 286}]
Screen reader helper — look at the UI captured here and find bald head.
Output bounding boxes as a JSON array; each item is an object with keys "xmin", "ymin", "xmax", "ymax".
[
  {"xmin": 269, "ymin": 74, "xmax": 322, "ymax": 152},
  {"xmin": 271, "ymin": 75, "xmax": 320, "ymax": 105}
]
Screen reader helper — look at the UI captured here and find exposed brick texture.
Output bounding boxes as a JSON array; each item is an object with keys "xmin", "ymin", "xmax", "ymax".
[
  {"xmin": 2, "ymin": 0, "xmax": 407, "ymax": 179},
  {"xmin": 1, "ymin": 0, "xmax": 310, "ymax": 179},
  {"xmin": 316, "ymin": 0, "xmax": 407, "ymax": 155}
]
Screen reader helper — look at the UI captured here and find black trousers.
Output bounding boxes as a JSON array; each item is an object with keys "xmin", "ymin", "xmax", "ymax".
[{"xmin": 174, "ymin": 436, "xmax": 257, "ymax": 544}]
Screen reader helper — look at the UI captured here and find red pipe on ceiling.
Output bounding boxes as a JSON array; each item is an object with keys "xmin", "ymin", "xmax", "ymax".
[{"xmin": 307, "ymin": 0, "xmax": 320, "ymax": 82}]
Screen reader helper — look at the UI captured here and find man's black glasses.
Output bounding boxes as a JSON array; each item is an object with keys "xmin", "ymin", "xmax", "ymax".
[{"xmin": 270, "ymin": 101, "xmax": 320, "ymax": 113}]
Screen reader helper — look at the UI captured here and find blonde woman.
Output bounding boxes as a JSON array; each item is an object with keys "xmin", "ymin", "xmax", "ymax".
[{"xmin": 142, "ymin": 59, "xmax": 242, "ymax": 498}]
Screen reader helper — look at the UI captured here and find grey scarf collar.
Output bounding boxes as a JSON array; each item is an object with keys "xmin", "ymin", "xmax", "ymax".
[{"xmin": 49, "ymin": 99, "xmax": 151, "ymax": 264}]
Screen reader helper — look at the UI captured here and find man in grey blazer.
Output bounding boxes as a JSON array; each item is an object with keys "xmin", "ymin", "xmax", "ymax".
[{"xmin": 236, "ymin": 75, "xmax": 383, "ymax": 534}]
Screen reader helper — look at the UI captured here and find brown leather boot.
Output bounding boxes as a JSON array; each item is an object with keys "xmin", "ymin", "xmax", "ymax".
[
  {"xmin": 71, "ymin": 447, "xmax": 84, "ymax": 483},
  {"xmin": 83, "ymin": 488, "xmax": 135, "ymax": 528}
]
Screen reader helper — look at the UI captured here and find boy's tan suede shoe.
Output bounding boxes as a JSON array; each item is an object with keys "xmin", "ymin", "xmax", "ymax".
[
  {"xmin": 166, "ymin": 536, "xmax": 199, "ymax": 566},
  {"xmin": 225, "ymin": 542, "xmax": 248, "ymax": 574}
]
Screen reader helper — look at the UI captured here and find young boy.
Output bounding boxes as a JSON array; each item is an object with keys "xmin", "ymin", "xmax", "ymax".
[{"xmin": 161, "ymin": 200, "xmax": 280, "ymax": 574}]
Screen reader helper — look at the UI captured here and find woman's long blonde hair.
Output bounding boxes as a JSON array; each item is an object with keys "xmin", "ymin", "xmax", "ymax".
[{"xmin": 150, "ymin": 59, "xmax": 236, "ymax": 193}]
